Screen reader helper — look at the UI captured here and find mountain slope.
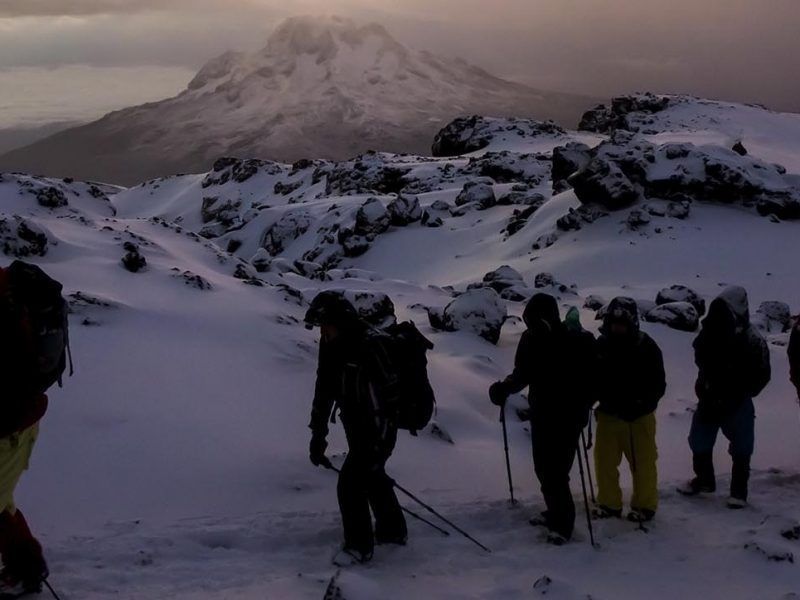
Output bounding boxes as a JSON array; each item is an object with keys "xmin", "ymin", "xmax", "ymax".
[
  {"xmin": 3, "ymin": 95, "xmax": 800, "ymax": 598},
  {"xmin": 0, "ymin": 15, "xmax": 591, "ymax": 186}
]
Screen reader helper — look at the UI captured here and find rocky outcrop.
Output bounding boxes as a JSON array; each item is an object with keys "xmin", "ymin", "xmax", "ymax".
[
  {"xmin": 656, "ymin": 285, "xmax": 706, "ymax": 316},
  {"xmin": 644, "ymin": 302, "xmax": 700, "ymax": 332},
  {"xmin": 568, "ymin": 132, "xmax": 800, "ymax": 219},
  {"xmin": 579, "ymin": 93, "xmax": 673, "ymax": 134},
  {"xmin": 0, "ymin": 216, "xmax": 50, "ymax": 257},
  {"xmin": 432, "ymin": 116, "xmax": 565, "ymax": 157},
  {"xmin": 427, "ymin": 288, "xmax": 507, "ymax": 344}
]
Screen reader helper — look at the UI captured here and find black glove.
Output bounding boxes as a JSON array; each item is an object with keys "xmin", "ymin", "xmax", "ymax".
[
  {"xmin": 309, "ymin": 436, "xmax": 331, "ymax": 468},
  {"xmin": 489, "ymin": 381, "xmax": 509, "ymax": 407}
]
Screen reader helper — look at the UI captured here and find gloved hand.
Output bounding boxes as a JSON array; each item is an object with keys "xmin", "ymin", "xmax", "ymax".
[
  {"xmin": 489, "ymin": 381, "xmax": 509, "ymax": 407},
  {"xmin": 309, "ymin": 436, "xmax": 331, "ymax": 468}
]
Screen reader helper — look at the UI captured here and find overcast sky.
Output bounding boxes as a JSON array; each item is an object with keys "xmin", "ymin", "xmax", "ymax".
[{"xmin": 0, "ymin": 0, "xmax": 798, "ymax": 128}]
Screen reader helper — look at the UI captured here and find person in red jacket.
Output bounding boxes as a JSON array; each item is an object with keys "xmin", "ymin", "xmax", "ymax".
[
  {"xmin": 790, "ymin": 317, "xmax": 800, "ymax": 400},
  {"xmin": 0, "ymin": 267, "xmax": 49, "ymax": 597}
]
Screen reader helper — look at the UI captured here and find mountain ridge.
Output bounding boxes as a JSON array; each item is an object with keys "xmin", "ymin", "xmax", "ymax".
[{"xmin": 0, "ymin": 15, "xmax": 592, "ymax": 186}]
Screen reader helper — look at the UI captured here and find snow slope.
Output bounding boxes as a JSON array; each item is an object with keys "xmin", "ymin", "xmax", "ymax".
[
  {"xmin": 0, "ymin": 16, "xmax": 590, "ymax": 186},
  {"xmin": 3, "ymin": 96, "xmax": 800, "ymax": 599}
]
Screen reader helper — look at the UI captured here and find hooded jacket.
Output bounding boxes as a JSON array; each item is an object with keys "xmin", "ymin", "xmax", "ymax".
[
  {"xmin": 789, "ymin": 319, "xmax": 799, "ymax": 392},
  {"xmin": 500, "ymin": 294, "xmax": 597, "ymax": 424},
  {"xmin": 0, "ymin": 267, "xmax": 48, "ymax": 439},
  {"xmin": 693, "ymin": 286, "xmax": 771, "ymax": 418},
  {"xmin": 309, "ymin": 321, "xmax": 401, "ymax": 459},
  {"xmin": 596, "ymin": 297, "xmax": 666, "ymax": 422}
]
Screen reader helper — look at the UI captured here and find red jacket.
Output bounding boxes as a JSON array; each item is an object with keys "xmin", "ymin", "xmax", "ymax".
[{"xmin": 0, "ymin": 268, "xmax": 48, "ymax": 438}]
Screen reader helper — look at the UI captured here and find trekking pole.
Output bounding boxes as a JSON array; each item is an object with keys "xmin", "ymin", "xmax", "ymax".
[
  {"xmin": 389, "ymin": 478, "xmax": 493, "ymax": 554},
  {"xmin": 325, "ymin": 465, "xmax": 450, "ymax": 538},
  {"xmin": 575, "ymin": 442, "xmax": 597, "ymax": 548},
  {"xmin": 581, "ymin": 429, "xmax": 596, "ymax": 504},
  {"xmin": 43, "ymin": 578, "xmax": 63, "ymax": 600},
  {"xmin": 499, "ymin": 404, "xmax": 517, "ymax": 506}
]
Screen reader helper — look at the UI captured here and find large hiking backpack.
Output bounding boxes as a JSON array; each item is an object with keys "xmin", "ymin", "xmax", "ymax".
[
  {"xmin": 6, "ymin": 261, "xmax": 72, "ymax": 395},
  {"xmin": 384, "ymin": 321, "xmax": 436, "ymax": 435}
]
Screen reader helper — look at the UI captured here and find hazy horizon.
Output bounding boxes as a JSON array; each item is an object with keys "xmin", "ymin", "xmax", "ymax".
[{"xmin": 0, "ymin": 1, "xmax": 798, "ymax": 132}]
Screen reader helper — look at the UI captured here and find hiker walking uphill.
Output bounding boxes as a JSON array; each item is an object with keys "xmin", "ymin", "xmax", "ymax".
[
  {"xmin": 679, "ymin": 286, "xmax": 771, "ymax": 509},
  {"xmin": 789, "ymin": 317, "xmax": 800, "ymax": 401},
  {"xmin": 305, "ymin": 291, "xmax": 408, "ymax": 567},
  {"xmin": 489, "ymin": 294, "xmax": 597, "ymax": 544},
  {"xmin": 594, "ymin": 297, "xmax": 666, "ymax": 524},
  {"xmin": 0, "ymin": 261, "xmax": 71, "ymax": 598}
]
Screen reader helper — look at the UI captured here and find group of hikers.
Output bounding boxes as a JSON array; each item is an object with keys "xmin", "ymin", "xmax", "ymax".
[
  {"xmin": 306, "ymin": 286, "xmax": 800, "ymax": 565},
  {"xmin": 0, "ymin": 261, "xmax": 798, "ymax": 590}
]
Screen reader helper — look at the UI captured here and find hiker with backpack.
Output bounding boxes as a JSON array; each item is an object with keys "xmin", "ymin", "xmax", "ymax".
[
  {"xmin": 679, "ymin": 286, "xmax": 770, "ymax": 509},
  {"xmin": 789, "ymin": 317, "xmax": 799, "ymax": 401},
  {"xmin": 489, "ymin": 294, "xmax": 597, "ymax": 544},
  {"xmin": 593, "ymin": 297, "xmax": 666, "ymax": 524},
  {"xmin": 306, "ymin": 291, "xmax": 434, "ymax": 566},
  {"xmin": 0, "ymin": 261, "xmax": 71, "ymax": 597}
]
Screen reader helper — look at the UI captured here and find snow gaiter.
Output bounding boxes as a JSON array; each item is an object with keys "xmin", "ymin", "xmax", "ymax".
[
  {"xmin": 730, "ymin": 456, "xmax": 751, "ymax": 501},
  {"xmin": 692, "ymin": 453, "xmax": 716, "ymax": 490}
]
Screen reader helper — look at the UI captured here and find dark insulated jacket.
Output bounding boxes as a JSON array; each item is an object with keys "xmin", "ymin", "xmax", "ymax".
[
  {"xmin": 694, "ymin": 286, "xmax": 770, "ymax": 419},
  {"xmin": 596, "ymin": 332, "xmax": 666, "ymax": 422},
  {"xmin": 789, "ymin": 320, "xmax": 800, "ymax": 393},
  {"xmin": 309, "ymin": 326, "xmax": 400, "ymax": 459},
  {"xmin": 502, "ymin": 324, "xmax": 597, "ymax": 426},
  {"xmin": 0, "ymin": 267, "xmax": 48, "ymax": 439}
]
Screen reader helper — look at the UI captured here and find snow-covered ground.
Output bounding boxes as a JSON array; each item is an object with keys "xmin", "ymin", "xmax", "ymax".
[{"xmin": 3, "ymin": 95, "xmax": 800, "ymax": 598}]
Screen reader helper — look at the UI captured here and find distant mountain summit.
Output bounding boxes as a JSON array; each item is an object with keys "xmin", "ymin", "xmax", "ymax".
[{"xmin": 0, "ymin": 15, "xmax": 590, "ymax": 185}]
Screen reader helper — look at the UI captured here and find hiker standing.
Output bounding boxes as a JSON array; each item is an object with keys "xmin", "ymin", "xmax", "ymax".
[
  {"xmin": 789, "ymin": 317, "xmax": 799, "ymax": 401},
  {"xmin": 680, "ymin": 287, "xmax": 771, "ymax": 508},
  {"xmin": 306, "ymin": 292, "xmax": 407, "ymax": 566},
  {"xmin": 0, "ymin": 262, "xmax": 71, "ymax": 597},
  {"xmin": 593, "ymin": 297, "xmax": 666, "ymax": 523},
  {"xmin": 489, "ymin": 294, "xmax": 597, "ymax": 544}
]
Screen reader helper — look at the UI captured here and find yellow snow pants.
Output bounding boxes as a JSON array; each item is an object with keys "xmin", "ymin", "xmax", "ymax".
[
  {"xmin": 0, "ymin": 425, "xmax": 39, "ymax": 515},
  {"xmin": 594, "ymin": 411, "xmax": 658, "ymax": 513}
]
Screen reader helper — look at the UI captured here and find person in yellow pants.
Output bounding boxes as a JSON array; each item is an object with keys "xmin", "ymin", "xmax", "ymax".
[{"xmin": 593, "ymin": 298, "xmax": 666, "ymax": 523}]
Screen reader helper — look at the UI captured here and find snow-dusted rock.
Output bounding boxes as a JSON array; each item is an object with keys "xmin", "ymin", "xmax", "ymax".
[
  {"xmin": 579, "ymin": 93, "xmax": 673, "ymax": 134},
  {"xmin": 262, "ymin": 211, "xmax": 313, "ymax": 256},
  {"xmin": 387, "ymin": 194, "xmax": 422, "ymax": 226},
  {"xmin": 552, "ymin": 142, "xmax": 592, "ymax": 190},
  {"xmin": 431, "ymin": 116, "xmax": 565, "ymax": 157},
  {"xmin": 534, "ymin": 272, "xmax": 578, "ymax": 296},
  {"xmin": 202, "ymin": 157, "xmax": 283, "ymax": 188},
  {"xmin": 584, "ymin": 295, "xmax": 606, "ymax": 311},
  {"xmin": 504, "ymin": 204, "xmax": 543, "ymax": 237},
  {"xmin": 469, "ymin": 266, "xmax": 528, "ymax": 301},
  {"xmin": 455, "ymin": 181, "xmax": 497, "ymax": 210},
  {"xmin": 35, "ymin": 186, "xmax": 68, "ymax": 208},
  {"xmin": 569, "ymin": 132, "xmax": 800, "ymax": 218},
  {"xmin": 753, "ymin": 301, "xmax": 792, "ymax": 333},
  {"xmin": 645, "ymin": 301, "xmax": 700, "ymax": 332},
  {"xmin": 171, "ymin": 269, "xmax": 213, "ymax": 291},
  {"xmin": 0, "ymin": 217, "xmax": 50, "ymax": 257},
  {"xmin": 427, "ymin": 288, "xmax": 507, "ymax": 344},
  {"xmin": 354, "ymin": 197, "xmax": 390, "ymax": 237},
  {"xmin": 656, "ymin": 285, "xmax": 706, "ymax": 316},
  {"xmin": 327, "ymin": 289, "xmax": 397, "ymax": 328},
  {"xmin": 121, "ymin": 242, "xmax": 146, "ymax": 273}
]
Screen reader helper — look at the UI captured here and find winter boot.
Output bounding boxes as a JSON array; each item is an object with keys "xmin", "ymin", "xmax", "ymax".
[
  {"xmin": 332, "ymin": 547, "xmax": 373, "ymax": 567},
  {"xmin": 678, "ymin": 453, "xmax": 716, "ymax": 496},
  {"xmin": 529, "ymin": 510, "xmax": 551, "ymax": 528},
  {"xmin": 728, "ymin": 456, "xmax": 751, "ymax": 509},
  {"xmin": 591, "ymin": 505, "xmax": 622, "ymax": 520},
  {"xmin": 545, "ymin": 531, "xmax": 569, "ymax": 546},
  {"xmin": 627, "ymin": 508, "xmax": 656, "ymax": 523}
]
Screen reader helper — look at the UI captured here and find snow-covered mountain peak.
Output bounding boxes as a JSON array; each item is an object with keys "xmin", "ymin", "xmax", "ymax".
[
  {"xmin": 262, "ymin": 15, "xmax": 407, "ymax": 62},
  {"xmin": 0, "ymin": 16, "xmax": 590, "ymax": 185}
]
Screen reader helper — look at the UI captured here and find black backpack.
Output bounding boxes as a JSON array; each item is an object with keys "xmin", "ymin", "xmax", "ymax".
[
  {"xmin": 384, "ymin": 321, "xmax": 436, "ymax": 435},
  {"xmin": 7, "ymin": 261, "xmax": 73, "ymax": 395}
]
